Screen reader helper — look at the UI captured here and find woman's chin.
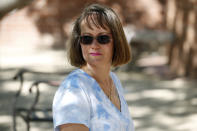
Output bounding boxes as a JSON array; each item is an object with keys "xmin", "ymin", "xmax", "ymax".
[{"xmin": 87, "ymin": 60, "xmax": 111, "ymax": 67}]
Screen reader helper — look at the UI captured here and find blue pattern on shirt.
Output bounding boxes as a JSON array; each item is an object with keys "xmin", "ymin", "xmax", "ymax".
[{"xmin": 53, "ymin": 69, "xmax": 135, "ymax": 131}]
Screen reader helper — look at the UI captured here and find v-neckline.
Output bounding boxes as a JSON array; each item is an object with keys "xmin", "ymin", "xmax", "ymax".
[{"xmin": 79, "ymin": 69, "xmax": 122, "ymax": 113}]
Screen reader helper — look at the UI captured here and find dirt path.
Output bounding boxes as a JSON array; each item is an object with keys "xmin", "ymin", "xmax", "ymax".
[{"xmin": 0, "ymin": 46, "xmax": 197, "ymax": 131}]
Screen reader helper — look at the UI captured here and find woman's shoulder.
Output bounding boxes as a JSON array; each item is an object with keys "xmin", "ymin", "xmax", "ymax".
[
  {"xmin": 54, "ymin": 69, "xmax": 92, "ymax": 106},
  {"xmin": 110, "ymin": 71, "xmax": 125, "ymax": 94},
  {"xmin": 66, "ymin": 68, "xmax": 86, "ymax": 79},
  {"xmin": 110, "ymin": 71, "xmax": 120, "ymax": 83},
  {"xmin": 60, "ymin": 69, "xmax": 93, "ymax": 90}
]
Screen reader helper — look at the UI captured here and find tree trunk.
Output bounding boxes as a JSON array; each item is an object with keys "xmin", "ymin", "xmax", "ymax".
[
  {"xmin": 166, "ymin": 0, "xmax": 197, "ymax": 78},
  {"xmin": 0, "ymin": 0, "xmax": 33, "ymax": 19}
]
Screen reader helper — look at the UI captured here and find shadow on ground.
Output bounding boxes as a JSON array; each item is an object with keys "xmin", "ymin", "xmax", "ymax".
[
  {"xmin": 0, "ymin": 66, "xmax": 197, "ymax": 131},
  {"xmin": 118, "ymin": 71, "xmax": 197, "ymax": 131}
]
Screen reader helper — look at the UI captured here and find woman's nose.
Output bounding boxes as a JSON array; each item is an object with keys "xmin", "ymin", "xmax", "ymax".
[{"xmin": 91, "ymin": 39, "xmax": 100, "ymax": 49}]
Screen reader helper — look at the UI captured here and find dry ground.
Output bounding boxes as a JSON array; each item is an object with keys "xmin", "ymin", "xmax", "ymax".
[{"xmin": 0, "ymin": 45, "xmax": 197, "ymax": 131}]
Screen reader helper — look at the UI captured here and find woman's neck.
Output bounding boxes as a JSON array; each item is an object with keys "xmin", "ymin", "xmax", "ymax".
[{"xmin": 81, "ymin": 63, "xmax": 111, "ymax": 84}]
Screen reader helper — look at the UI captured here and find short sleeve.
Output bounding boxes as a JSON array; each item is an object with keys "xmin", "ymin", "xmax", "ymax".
[{"xmin": 52, "ymin": 77, "xmax": 91, "ymax": 131}]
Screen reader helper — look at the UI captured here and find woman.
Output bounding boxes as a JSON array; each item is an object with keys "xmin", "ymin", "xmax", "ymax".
[{"xmin": 53, "ymin": 3, "xmax": 135, "ymax": 131}]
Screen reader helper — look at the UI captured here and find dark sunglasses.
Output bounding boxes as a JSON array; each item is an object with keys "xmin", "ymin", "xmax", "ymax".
[{"xmin": 80, "ymin": 35, "xmax": 111, "ymax": 45}]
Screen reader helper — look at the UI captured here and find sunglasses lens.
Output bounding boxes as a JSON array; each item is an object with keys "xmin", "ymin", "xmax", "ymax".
[
  {"xmin": 97, "ymin": 35, "xmax": 110, "ymax": 44},
  {"xmin": 80, "ymin": 36, "xmax": 93, "ymax": 45},
  {"xmin": 80, "ymin": 35, "xmax": 111, "ymax": 45}
]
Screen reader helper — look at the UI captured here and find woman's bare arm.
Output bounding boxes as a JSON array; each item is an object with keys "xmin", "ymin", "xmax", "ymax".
[{"xmin": 60, "ymin": 123, "xmax": 89, "ymax": 131}]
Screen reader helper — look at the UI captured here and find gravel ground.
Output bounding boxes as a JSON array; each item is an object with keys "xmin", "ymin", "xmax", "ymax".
[{"xmin": 0, "ymin": 46, "xmax": 197, "ymax": 131}]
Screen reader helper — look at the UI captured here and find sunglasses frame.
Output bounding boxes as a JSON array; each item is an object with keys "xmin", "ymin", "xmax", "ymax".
[{"xmin": 79, "ymin": 34, "xmax": 112, "ymax": 45}]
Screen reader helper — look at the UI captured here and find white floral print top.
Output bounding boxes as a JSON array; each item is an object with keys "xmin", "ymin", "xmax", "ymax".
[{"xmin": 53, "ymin": 69, "xmax": 135, "ymax": 131}]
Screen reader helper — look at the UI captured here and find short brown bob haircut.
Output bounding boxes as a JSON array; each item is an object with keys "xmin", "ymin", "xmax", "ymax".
[{"xmin": 67, "ymin": 3, "xmax": 131, "ymax": 67}]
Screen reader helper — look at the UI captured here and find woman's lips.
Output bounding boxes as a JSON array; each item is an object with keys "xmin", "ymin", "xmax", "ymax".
[{"xmin": 90, "ymin": 53, "xmax": 102, "ymax": 56}]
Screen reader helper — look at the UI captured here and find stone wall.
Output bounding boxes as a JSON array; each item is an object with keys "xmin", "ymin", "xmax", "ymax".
[{"xmin": 0, "ymin": 0, "xmax": 165, "ymax": 49}]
